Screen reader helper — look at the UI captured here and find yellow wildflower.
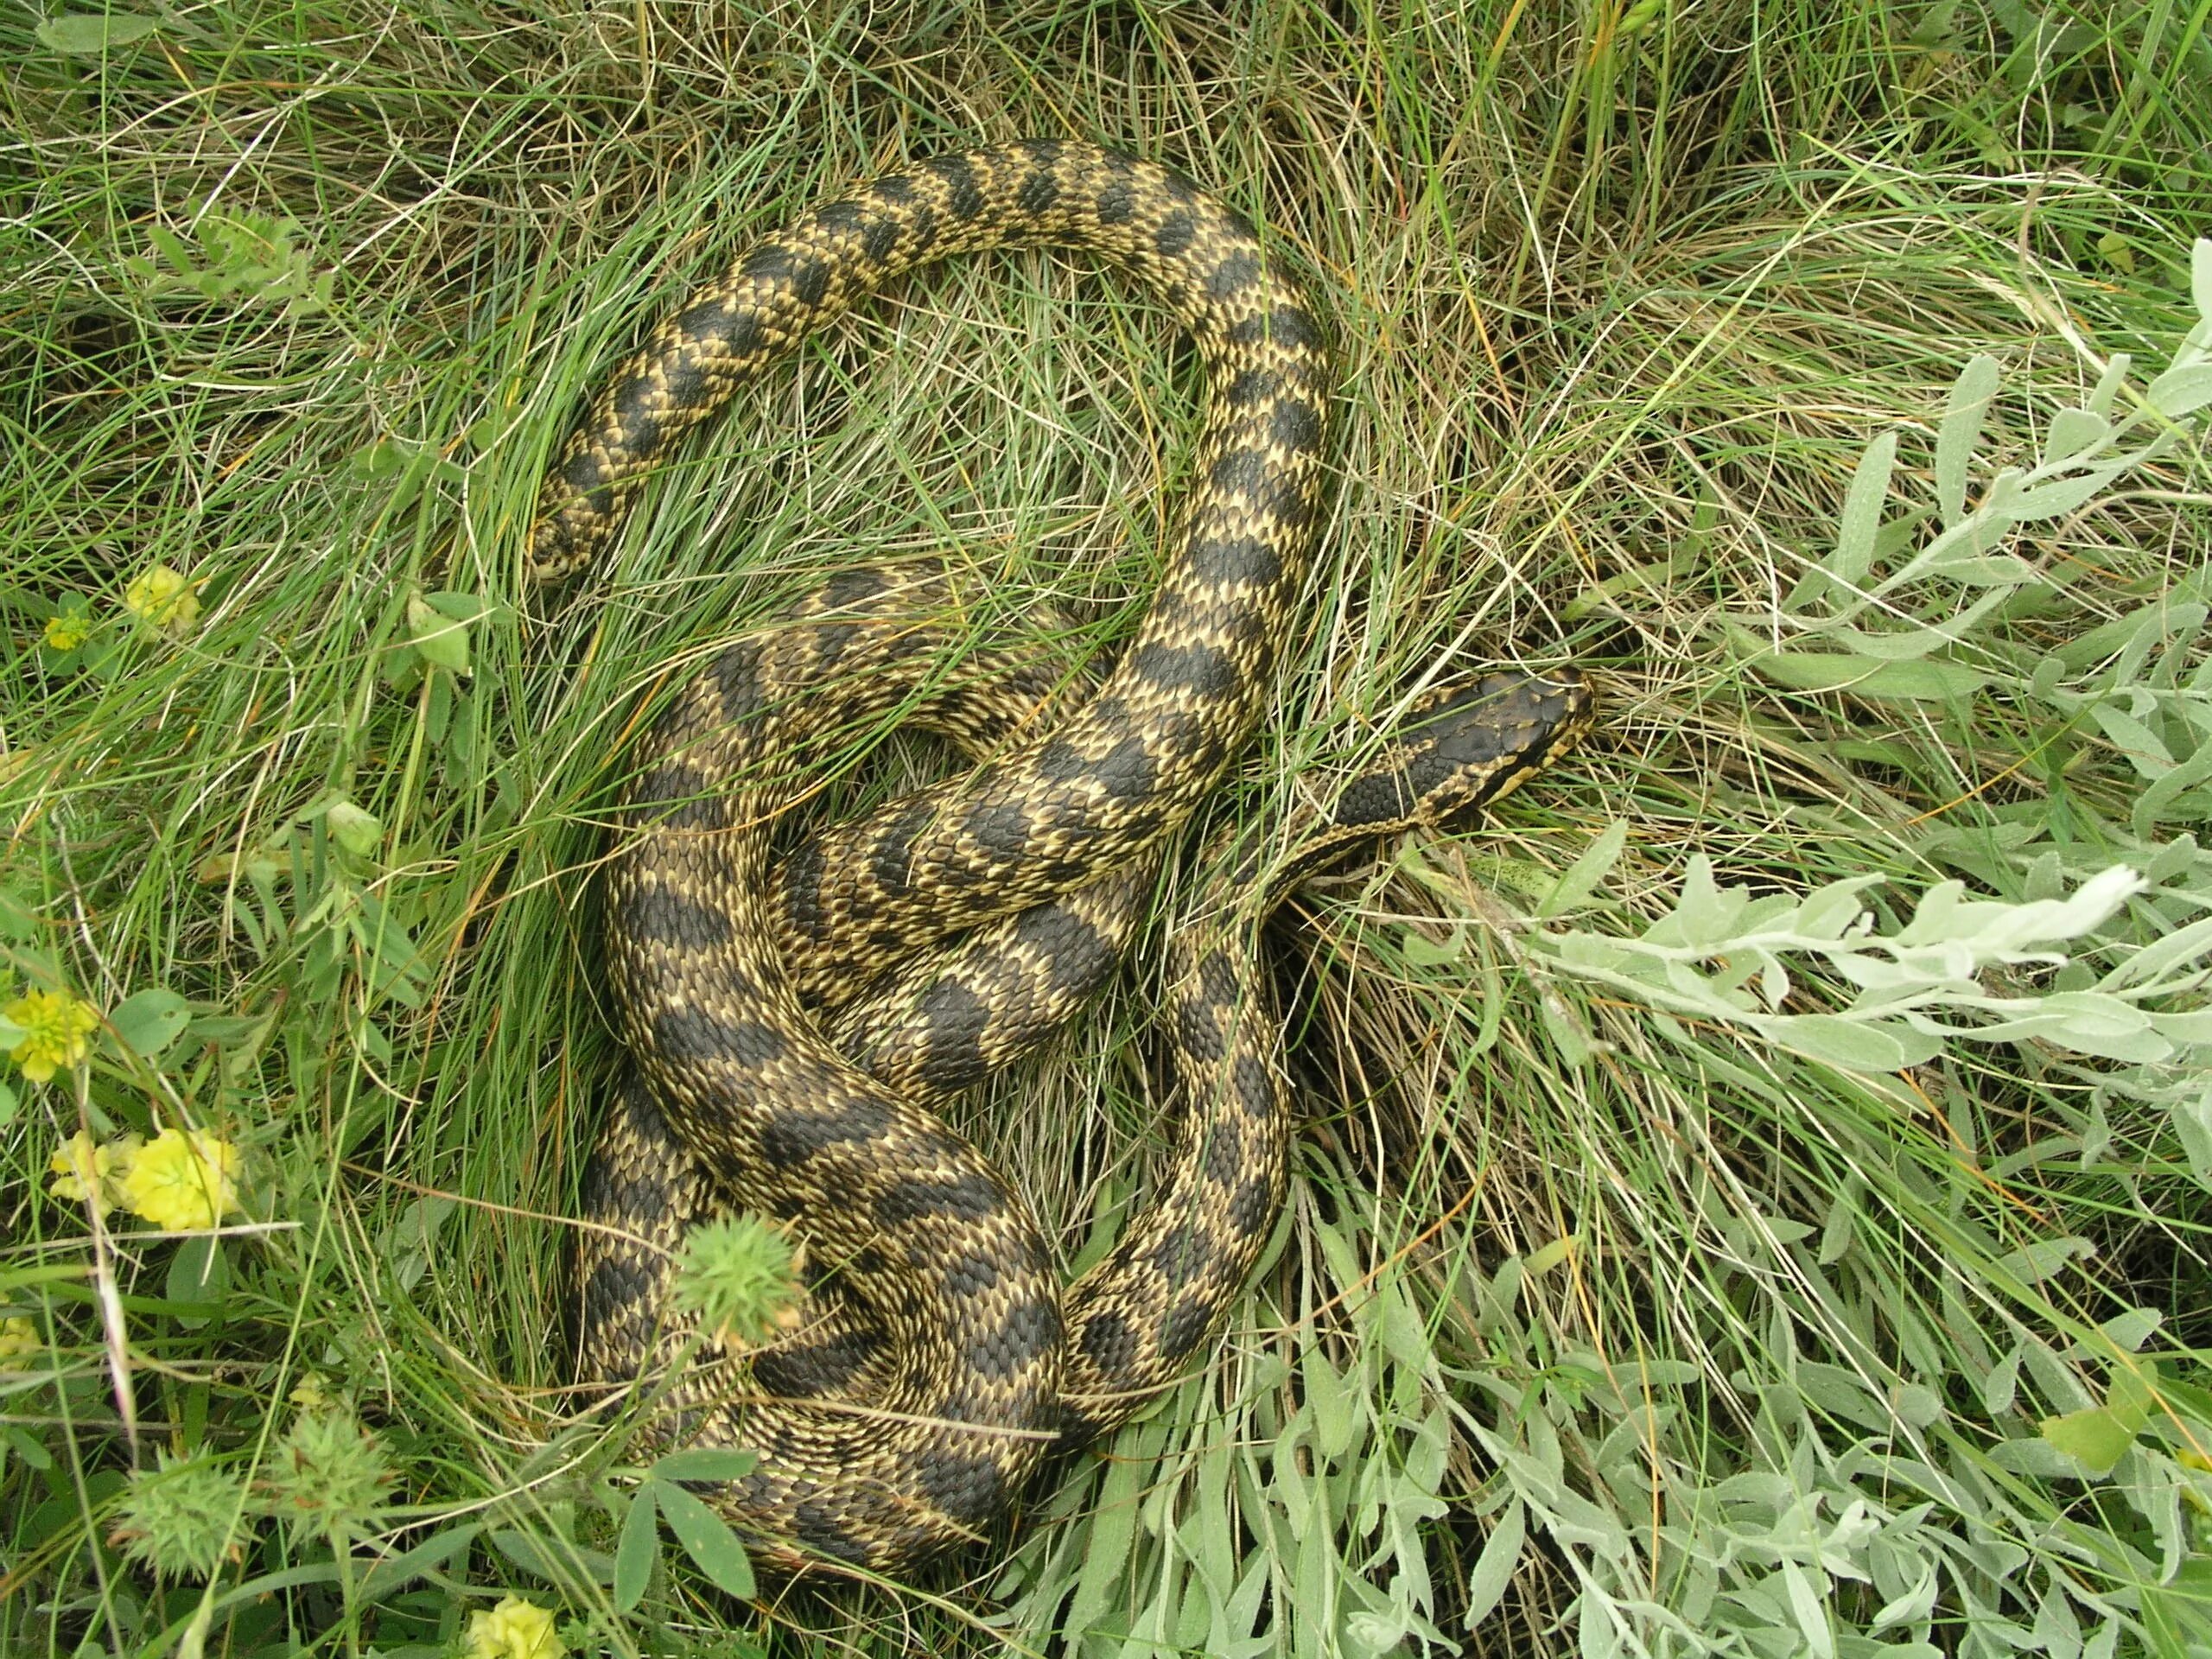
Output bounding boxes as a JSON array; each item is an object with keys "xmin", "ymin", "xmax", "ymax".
[
  {"xmin": 464, "ymin": 1596, "xmax": 566, "ymax": 1659},
  {"xmin": 0, "ymin": 1316, "xmax": 38, "ymax": 1370},
  {"xmin": 4, "ymin": 989, "xmax": 102, "ymax": 1084},
  {"xmin": 44, "ymin": 611, "xmax": 91, "ymax": 651},
  {"xmin": 48, "ymin": 1129, "xmax": 140, "ymax": 1217},
  {"xmin": 120, "ymin": 1128, "xmax": 240, "ymax": 1231},
  {"xmin": 123, "ymin": 563, "xmax": 200, "ymax": 636}
]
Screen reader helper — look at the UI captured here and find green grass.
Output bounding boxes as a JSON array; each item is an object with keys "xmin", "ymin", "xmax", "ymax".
[{"xmin": 5, "ymin": 0, "xmax": 2211, "ymax": 1653}]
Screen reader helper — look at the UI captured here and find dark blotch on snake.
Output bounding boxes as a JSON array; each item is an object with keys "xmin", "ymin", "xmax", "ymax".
[
  {"xmin": 874, "ymin": 1166, "xmax": 1004, "ymax": 1229},
  {"xmin": 912, "ymin": 1449, "xmax": 1008, "ymax": 1525},
  {"xmin": 870, "ymin": 800, "xmax": 938, "ymax": 899},
  {"xmin": 1017, "ymin": 168, "xmax": 1058, "ymax": 217},
  {"xmin": 1094, "ymin": 177, "xmax": 1134, "ymax": 226},
  {"xmin": 753, "ymin": 1329, "xmax": 886, "ymax": 1397},
  {"xmin": 1186, "ymin": 534, "xmax": 1282, "ymax": 590},
  {"xmin": 1158, "ymin": 1294, "xmax": 1213, "ymax": 1362},
  {"xmin": 632, "ymin": 888, "xmax": 732, "ymax": 950},
  {"xmin": 790, "ymin": 256, "xmax": 830, "ymax": 308},
  {"xmin": 1130, "ymin": 641, "xmax": 1236, "ymax": 702},
  {"xmin": 650, "ymin": 1004, "xmax": 785, "ymax": 1068},
  {"xmin": 757, "ymin": 1091, "xmax": 896, "ymax": 1169},
  {"xmin": 1270, "ymin": 398, "xmax": 1323, "ymax": 455},
  {"xmin": 1207, "ymin": 248, "xmax": 1260, "ymax": 303},
  {"xmin": 974, "ymin": 1297, "xmax": 1059, "ymax": 1378},
  {"xmin": 913, "ymin": 979, "xmax": 991, "ymax": 1088}
]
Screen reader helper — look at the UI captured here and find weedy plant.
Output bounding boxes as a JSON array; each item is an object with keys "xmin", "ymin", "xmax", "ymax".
[{"xmin": 3, "ymin": 1, "xmax": 2210, "ymax": 1655}]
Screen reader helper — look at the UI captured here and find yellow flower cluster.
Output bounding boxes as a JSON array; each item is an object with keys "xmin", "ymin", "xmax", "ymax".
[
  {"xmin": 48, "ymin": 1128, "xmax": 241, "ymax": 1230},
  {"xmin": 0, "ymin": 1316, "xmax": 38, "ymax": 1371},
  {"xmin": 464, "ymin": 1596, "xmax": 566, "ymax": 1659},
  {"xmin": 123, "ymin": 563, "xmax": 200, "ymax": 636},
  {"xmin": 43, "ymin": 611, "xmax": 91, "ymax": 651},
  {"xmin": 3, "ymin": 989, "xmax": 101, "ymax": 1084}
]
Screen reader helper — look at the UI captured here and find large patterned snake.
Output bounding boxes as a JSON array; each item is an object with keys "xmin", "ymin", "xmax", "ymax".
[{"xmin": 531, "ymin": 140, "xmax": 1592, "ymax": 1573}]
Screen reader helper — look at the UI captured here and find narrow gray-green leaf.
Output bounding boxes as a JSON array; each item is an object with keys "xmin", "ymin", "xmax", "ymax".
[
  {"xmin": 359, "ymin": 1522, "xmax": 483, "ymax": 1599},
  {"xmin": 1827, "ymin": 429, "xmax": 1897, "ymax": 592},
  {"xmin": 614, "ymin": 1487, "xmax": 658, "ymax": 1612},
  {"xmin": 37, "ymin": 10, "xmax": 159, "ymax": 52},
  {"xmin": 647, "ymin": 1447, "xmax": 760, "ymax": 1484},
  {"xmin": 1936, "ymin": 355, "xmax": 2001, "ymax": 526}
]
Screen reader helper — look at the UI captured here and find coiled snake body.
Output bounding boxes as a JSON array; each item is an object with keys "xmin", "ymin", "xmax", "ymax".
[{"xmin": 534, "ymin": 141, "xmax": 1590, "ymax": 1573}]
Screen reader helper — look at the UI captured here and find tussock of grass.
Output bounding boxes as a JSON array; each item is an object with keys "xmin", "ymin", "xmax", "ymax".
[{"xmin": 4, "ymin": 1, "xmax": 2210, "ymax": 1654}]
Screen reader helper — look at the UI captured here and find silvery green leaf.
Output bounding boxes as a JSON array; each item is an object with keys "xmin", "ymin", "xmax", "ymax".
[
  {"xmin": 2171, "ymin": 1088, "xmax": 2212, "ymax": 1184},
  {"xmin": 1464, "ymin": 1498, "xmax": 1526, "ymax": 1627},
  {"xmin": 2193, "ymin": 238, "xmax": 2212, "ymax": 321},
  {"xmin": 2088, "ymin": 703, "xmax": 2171, "ymax": 772},
  {"xmin": 2135, "ymin": 743, "xmax": 2212, "ymax": 837},
  {"xmin": 2011, "ymin": 462, "xmax": 2133, "ymax": 522},
  {"xmin": 1765, "ymin": 1014, "xmax": 1936, "ymax": 1073},
  {"xmin": 1936, "ymin": 355, "xmax": 2001, "ymax": 526},
  {"xmin": 2087, "ymin": 352, "xmax": 2132, "ymax": 416},
  {"xmin": 1831, "ymin": 429, "xmax": 1897, "ymax": 588},
  {"xmin": 1871, "ymin": 1560, "xmax": 1940, "ymax": 1631},
  {"xmin": 2044, "ymin": 405, "xmax": 2112, "ymax": 461},
  {"xmin": 1796, "ymin": 881, "xmax": 1879, "ymax": 939},
  {"xmin": 1538, "ymin": 818, "xmax": 1628, "ymax": 918},
  {"xmin": 2145, "ymin": 362, "xmax": 2212, "ymax": 418}
]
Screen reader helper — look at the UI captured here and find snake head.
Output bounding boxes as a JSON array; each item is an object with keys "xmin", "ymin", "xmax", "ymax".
[{"xmin": 1328, "ymin": 669, "xmax": 1594, "ymax": 836}]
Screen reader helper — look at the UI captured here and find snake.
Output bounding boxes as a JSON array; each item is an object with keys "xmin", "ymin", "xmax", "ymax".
[{"xmin": 530, "ymin": 139, "xmax": 1592, "ymax": 1575}]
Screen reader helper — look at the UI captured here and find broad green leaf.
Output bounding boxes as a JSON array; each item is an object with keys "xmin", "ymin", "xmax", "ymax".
[
  {"xmin": 0, "ymin": 887, "xmax": 35, "ymax": 941},
  {"xmin": 2038, "ymin": 1407, "xmax": 2136, "ymax": 1475},
  {"xmin": 614, "ymin": 1487, "xmax": 658, "ymax": 1612},
  {"xmin": 2107, "ymin": 1360, "xmax": 2158, "ymax": 1433},
  {"xmin": 646, "ymin": 1447, "xmax": 760, "ymax": 1484},
  {"xmin": 2087, "ymin": 353, "xmax": 2132, "ymax": 416},
  {"xmin": 2012, "ymin": 463, "xmax": 2132, "ymax": 522},
  {"xmin": 2193, "ymin": 238, "xmax": 2212, "ymax": 321},
  {"xmin": 324, "ymin": 800, "xmax": 382, "ymax": 859},
  {"xmin": 653, "ymin": 1479, "xmax": 755, "ymax": 1599},
  {"xmin": 110, "ymin": 988, "xmax": 189, "ymax": 1058},
  {"xmin": 422, "ymin": 589, "xmax": 487, "ymax": 624},
  {"xmin": 36, "ymin": 10, "xmax": 159, "ymax": 52},
  {"xmin": 0, "ymin": 1079, "xmax": 16, "ymax": 1125},
  {"xmin": 165, "ymin": 1236, "xmax": 230, "ymax": 1308},
  {"xmin": 407, "ymin": 593, "xmax": 470, "ymax": 676},
  {"xmin": 1524, "ymin": 1236, "xmax": 1577, "ymax": 1275},
  {"xmin": 1936, "ymin": 355, "xmax": 2001, "ymax": 526}
]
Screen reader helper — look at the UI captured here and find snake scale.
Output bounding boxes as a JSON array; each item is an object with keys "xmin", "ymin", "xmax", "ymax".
[{"xmin": 531, "ymin": 140, "xmax": 1592, "ymax": 1574}]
